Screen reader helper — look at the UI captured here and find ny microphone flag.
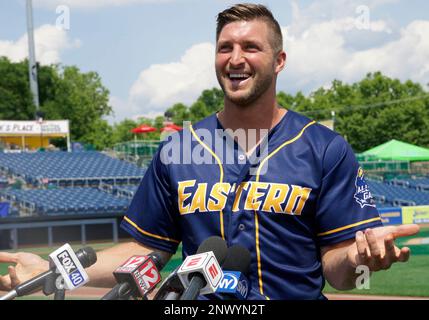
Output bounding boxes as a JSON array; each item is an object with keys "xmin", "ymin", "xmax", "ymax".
[
  {"xmin": 48, "ymin": 243, "xmax": 89, "ymax": 290},
  {"xmin": 114, "ymin": 255, "xmax": 162, "ymax": 297},
  {"xmin": 216, "ymin": 271, "xmax": 250, "ymax": 299},
  {"xmin": 177, "ymin": 251, "xmax": 223, "ymax": 295}
]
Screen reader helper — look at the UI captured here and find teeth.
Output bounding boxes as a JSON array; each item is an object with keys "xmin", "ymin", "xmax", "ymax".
[{"xmin": 229, "ymin": 73, "xmax": 250, "ymax": 79}]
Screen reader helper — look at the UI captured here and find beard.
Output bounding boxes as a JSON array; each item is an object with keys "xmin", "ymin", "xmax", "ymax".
[{"xmin": 216, "ymin": 67, "xmax": 275, "ymax": 107}]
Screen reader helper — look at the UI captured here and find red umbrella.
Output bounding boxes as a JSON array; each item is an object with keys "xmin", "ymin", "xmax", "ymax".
[
  {"xmin": 130, "ymin": 124, "xmax": 157, "ymax": 156},
  {"xmin": 160, "ymin": 123, "xmax": 182, "ymax": 132},
  {"xmin": 130, "ymin": 124, "xmax": 157, "ymax": 134}
]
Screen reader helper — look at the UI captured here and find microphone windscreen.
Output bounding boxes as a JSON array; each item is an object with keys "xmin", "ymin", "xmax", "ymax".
[
  {"xmin": 222, "ymin": 244, "xmax": 251, "ymax": 275},
  {"xmin": 148, "ymin": 251, "xmax": 167, "ymax": 270},
  {"xmin": 196, "ymin": 236, "xmax": 228, "ymax": 265},
  {"xmin": 75, "ymin": 246, "xmax": 97, "ymax": 268}
]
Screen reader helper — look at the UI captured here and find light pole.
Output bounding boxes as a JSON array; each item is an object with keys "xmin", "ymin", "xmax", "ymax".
[
  {"xmin": 26, "ymin": 0, "xmax": 40, "ymax": 115},
  {"xmin": 37, "ymin": 115, "xmax": 43, "ymax": 150}
]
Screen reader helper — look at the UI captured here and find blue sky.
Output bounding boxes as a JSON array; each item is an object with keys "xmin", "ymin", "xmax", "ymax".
[{"xmin": 1, "ymin": 0, "xmax": 428, "ymax": 124}]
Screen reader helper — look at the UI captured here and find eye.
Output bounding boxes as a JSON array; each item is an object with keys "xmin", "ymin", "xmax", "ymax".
[
  {"xmin": 245, "ymin": 44, "xmax": 260, "ymax": 52},
  {"xmin": 217, "ymin": 44, "xmax": 232, "ymax": 53}
]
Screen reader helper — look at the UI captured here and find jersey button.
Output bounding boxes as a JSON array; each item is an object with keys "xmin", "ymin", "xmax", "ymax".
[
  {"xmin": 238, "ymin": 224, "xmax": 245, "ymax": 231},
  {"xmin": 238, "ymin": 154, "xmax": 245, "ymax": 161}
]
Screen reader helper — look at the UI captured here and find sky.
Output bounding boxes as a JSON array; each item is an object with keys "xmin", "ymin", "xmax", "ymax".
[{"xmin": 0, "ymin": 0, "xmax": 428, "ymax": 124}]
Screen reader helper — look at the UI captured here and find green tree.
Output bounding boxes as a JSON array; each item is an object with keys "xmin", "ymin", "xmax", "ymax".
[
  {"xmin": 112, "ymin": 119, "xmax": 138, "ymax": 144},
  {"xmin": 165, "ymin": 103, "xmax": 190, "ymax": 124},
  {"xmin": 189, "ymin": 100, "xmax": 209, "ymax": 122},
  {"xmin": 154, "ymin": 115, "xmax": 165, "ymax": 130},
  {"xmin": 0, "ymin": 58, "xmax": 113, "ymax": 150},
  {"xmin": 197, "ymin": 88, "xmax": 224, "ymax": 113},
  {"xmin": 277, "ymin": 72, "xmax": 429, "ymax": 152},
  {"xmin": 42, "ymin": 66, "xmax": 112, "ymax": 145},
  {"xmin": 0, "ymin": 57, "xmax": 34, "ymax": 119},
  {"xmin": 81, "ymin": 119, "xmax": 114, "ymax": 150}
]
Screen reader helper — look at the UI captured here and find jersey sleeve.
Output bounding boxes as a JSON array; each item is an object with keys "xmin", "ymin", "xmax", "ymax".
[
  {"xmin": 120, "ymin": 143, "xmax": 182, "ymax": 253},
  {"xmin": 315, "ymin": 135, "xmax": 383, "ymax": 247}
]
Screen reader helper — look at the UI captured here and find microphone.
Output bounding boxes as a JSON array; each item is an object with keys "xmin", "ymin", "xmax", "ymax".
[
  {"xmin": 101, "ymin": 252, "xmax": 165, "ymax": 300},
  {"xmin": 178, "ymin": 236, "xmax": 227, "ymax": 300},
  {"xmin": 152, "ymin": 266, "xmax": 184, "ymax": 300},
  {"xmin": 216, "ymin": 244, "xmax": 252, "ymax": 300},
  {"xmin": 0, "ymin": 244, "xmax": 97, "ymax": 300}
]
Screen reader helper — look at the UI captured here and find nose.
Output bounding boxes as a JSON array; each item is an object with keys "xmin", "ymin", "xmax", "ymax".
[{"xmin": 229, "ymin": 45, "xmax": 245, "ymax": 67}]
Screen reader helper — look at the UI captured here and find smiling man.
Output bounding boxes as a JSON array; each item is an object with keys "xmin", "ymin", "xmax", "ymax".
[{"xmin": 0, "ymin": 4, "xmax": 420, "ymax": 300}]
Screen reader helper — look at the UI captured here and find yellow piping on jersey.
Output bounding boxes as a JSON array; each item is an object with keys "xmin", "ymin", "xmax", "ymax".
[
  {"xmin": 123, "ymin": 216, "xmax": 180, "ymax": 244},
  {"xmin": 254, "ymin": 120, "xmax": 316, "ymax": 298},
  {"xmin": 317, "ymin": 217, "xmax": 382, "ymax": 237},
  {"xmin": 189, "ymin": 125, "xmax": 226, "ymax": 240}
]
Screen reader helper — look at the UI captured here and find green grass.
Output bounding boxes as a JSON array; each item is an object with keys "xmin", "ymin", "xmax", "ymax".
[
  {"xmin": 322, "ymin": 254, "xmax": 429, "ymax": 297},
  {"xmin": 2, "ymin": 227, "xmax": 429, "ymax": 298}
]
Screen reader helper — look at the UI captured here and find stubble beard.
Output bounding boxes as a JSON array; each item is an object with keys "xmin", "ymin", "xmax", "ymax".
[{"xmin": 217, "ymin": 69, "xmax": 275, "ymax": 107}]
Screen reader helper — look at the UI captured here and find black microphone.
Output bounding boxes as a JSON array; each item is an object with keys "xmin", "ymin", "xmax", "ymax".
[
  {"xmin": 222, "ymin": 244, "xmax": 251, "ymax": 274},
  {"xmin": 101, "ymin": 252, "xmax": 165, "ymax": 300},
  {"xmin": 178, "ymin": 236, "xmax": 227, "ymax": 300},
  {"xmin": 0, "ymin": 245, "xmax": 97, "ymax": 300},
  {"xmin": 216, "ymin": 244, "xmax": 252, "ymax": 300},
  {"xmin": 152, "ymin": 266, "xmax": 184, "ymax": 300}
]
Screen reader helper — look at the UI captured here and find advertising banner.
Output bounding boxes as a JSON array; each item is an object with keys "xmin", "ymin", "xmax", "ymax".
[{"xmin": 378, "ymin": 207, "xmax": 403, "ymax": 225}]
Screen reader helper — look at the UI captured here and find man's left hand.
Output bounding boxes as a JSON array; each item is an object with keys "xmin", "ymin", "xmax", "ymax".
[{"xmin": 347, "ymin": 224, "xmax": 420, "ymax": 271}]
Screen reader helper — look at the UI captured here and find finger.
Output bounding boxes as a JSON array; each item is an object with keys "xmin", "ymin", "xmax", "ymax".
[
  {"xmin": 0, "ymin": 275, "xmax": 12, "ymax": 291},
  {"xmin": 0, "ymin": 252, "xmax": 18, "ymax": 264},
  {"xmin": 8, "ymin": 266, "xmax": 20, "ymax": 288},
  {"xmin": 382, "ymin": 234, "xmax": 397, "ymax": 269},
  {"xmin": 365, "ymin": 229, "xmax": 381, "ymax": 259},
  {"xmin": 384, "ymin": 234, "xmax": 396, "ymax": 257},
  {"xmin": 392, "ymin": 224, "xmax": 420, "ymax": 239},
  {"xmin": 397, "ymin": 247, "xmax": 410, "ymax": 263},
  {"xmin": 365, "ymin": 229, "xmax": 382, "ymax": 270},
  {"xmin": 356, "ymin": 231, "xmax": 368, "ymax": 261}
]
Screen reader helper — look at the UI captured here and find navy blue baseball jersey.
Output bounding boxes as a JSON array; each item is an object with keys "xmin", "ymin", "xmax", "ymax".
[{"xmin": 120, "ymin": 110, "xmax": 382, "ymax": 300}]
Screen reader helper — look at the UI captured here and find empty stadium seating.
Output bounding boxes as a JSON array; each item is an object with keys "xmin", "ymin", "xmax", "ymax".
[
  {"xmin": 0, "ymin": 151, "xmax": 147, "ymax": 218},
  {"xmin": 389, "ymin": 177, "xmax": 429, "ymax": 191},
  {"xmin": 0, "ymin": 151, "xmax": 146, "ymax": 186},
  {"xmin": 1, "ymin": 187, "xmax": 129, "ymax": 217},
  {"xmin": 367, "ymin": 179, "xmax": 429, "ymax": 207},
  {"xmin": 112, "ymin": 185, "xmax": 139, "ymax": 199},
  {"xmin": 0, "ymin": 174, "xmax": 8, "ymax": 188}
]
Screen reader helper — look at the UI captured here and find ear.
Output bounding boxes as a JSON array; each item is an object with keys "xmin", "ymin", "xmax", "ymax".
[{"xmin": 275, "ymin": 50, "xmax": 287, "ymax": 74}]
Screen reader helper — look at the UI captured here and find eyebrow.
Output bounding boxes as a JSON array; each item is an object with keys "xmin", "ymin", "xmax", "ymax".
[{"xmin": 216, "ymin": 39, "xmax": 264, "ymax": 47}]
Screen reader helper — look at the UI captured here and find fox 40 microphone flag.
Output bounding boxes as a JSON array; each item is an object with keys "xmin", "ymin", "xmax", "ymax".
[{"xmin": 49, "ymin": 243, "xmax": 90, "ymax": 290}]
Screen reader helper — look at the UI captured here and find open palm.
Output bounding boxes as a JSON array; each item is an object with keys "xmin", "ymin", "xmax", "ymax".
[
  {"xmin": 0, "ymin": 252, "xmax": 49, "ymax": 291},
  {"xmin": 347, "ymin": 224, "xmax": 420, "ymax": 271}
]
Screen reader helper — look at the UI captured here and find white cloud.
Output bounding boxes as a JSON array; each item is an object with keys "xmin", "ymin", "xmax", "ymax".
[
  {"xmin": 280, "ymin": 1, "xmax": 429, "ymax": 94},
  {"xmin": 106, "ymin": 43, "xmax": 218, "ymax": 124},
  {"xmin": 128, "ymin": 42, "xmax": 219, "ymax": 115},
  {"xmin": 345, "ymin": 20, "xmax": 429, "ymax": 83},
  {"xmin": 0, "ymin": 24, "xmax": 80, "ymax": 65},
  {"xmin": 34, "ymin": 0, "xmax": 172, "ymax": 10}
]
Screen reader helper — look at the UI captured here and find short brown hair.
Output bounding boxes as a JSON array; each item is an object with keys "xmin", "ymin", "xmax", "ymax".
[{"xmin": 216, "ymin": 3, "xmax": 283, "ymax": 54}]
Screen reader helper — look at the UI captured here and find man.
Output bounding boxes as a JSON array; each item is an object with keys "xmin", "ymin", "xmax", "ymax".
[{"xmin": 0, "ymin": 4, "xmax": 419, "ymax": 299}]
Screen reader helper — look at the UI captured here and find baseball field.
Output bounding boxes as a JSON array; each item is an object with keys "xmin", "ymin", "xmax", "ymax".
[{"xmin": 1, "ymin": 226, "xmax": 428, "ymax": 300}]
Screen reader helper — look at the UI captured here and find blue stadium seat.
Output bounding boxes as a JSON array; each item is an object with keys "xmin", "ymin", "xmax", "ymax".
[
  {"xmin": 0, "ymin": 187, "xmax": 130, "ymax": 216},
  {"xmin": 0, "ymin": 151, "xmax": 146, "ymax": 186},
  {"xmin": 367, "ymin": 179, "xmax": 429, "ymax": 206}
]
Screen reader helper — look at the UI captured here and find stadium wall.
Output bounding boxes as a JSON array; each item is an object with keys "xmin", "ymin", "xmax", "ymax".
[{"xmin": 379, "ymin": 205, "xmax": 429, "ymax": 225}]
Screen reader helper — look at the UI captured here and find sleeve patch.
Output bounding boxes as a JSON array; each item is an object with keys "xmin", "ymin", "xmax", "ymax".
[{"xmin": 354, "ymin": 167, "xmax": 376, "ymax": 209}]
